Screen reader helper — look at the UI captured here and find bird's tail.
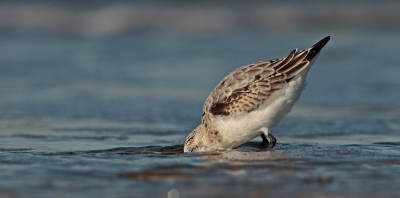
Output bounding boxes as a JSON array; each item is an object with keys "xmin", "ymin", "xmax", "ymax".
[{"xmin": 305, "ymin": 36, "xmax": 331, "ymax": 62}]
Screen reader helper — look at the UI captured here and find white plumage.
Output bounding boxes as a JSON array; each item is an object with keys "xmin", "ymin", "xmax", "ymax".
[{"xmin": 184, "ymin": 36, "xmax": 330, "ymax": 152}]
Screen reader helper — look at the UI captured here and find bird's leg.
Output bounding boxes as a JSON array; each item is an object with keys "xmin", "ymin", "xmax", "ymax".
[
  {"xmin": 260, "ymin": 127, "xmax": 277, "ymax": 150},
  {"xmin": 267, "ymin": 132, "xmax": 277, "ymax": 149},
  {"xmin": 260, "ymin": 133, "xmax": 269, "ymax": 146}
]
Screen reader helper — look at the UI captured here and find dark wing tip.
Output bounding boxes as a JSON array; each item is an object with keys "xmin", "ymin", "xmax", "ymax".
[
  {"xmin": 305, "ymin": 36, "xmax": 331, "ymax": 61},
  {"xmin": 311, "ymin": 36, "xmax": 331, "ymax": 48}
]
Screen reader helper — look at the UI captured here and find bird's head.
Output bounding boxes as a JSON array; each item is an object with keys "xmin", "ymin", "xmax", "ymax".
[{"xmin": 183, "ymin": 124, "xmax": 206, "ymax": 152}]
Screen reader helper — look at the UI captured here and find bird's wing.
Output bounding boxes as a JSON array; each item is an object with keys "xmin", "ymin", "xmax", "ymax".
[{"xmin": 203, "ymin": 36, "xmax": 330, "ymax": 117}]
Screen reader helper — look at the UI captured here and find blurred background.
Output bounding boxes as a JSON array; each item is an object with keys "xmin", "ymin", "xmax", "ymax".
[
  {"xmin": 1, "ymin": 1, "xmax": 400, "ymax": 197},
  {"xmin": 0, "ymin": 0, "xmax": 400, "ymax": 122}
]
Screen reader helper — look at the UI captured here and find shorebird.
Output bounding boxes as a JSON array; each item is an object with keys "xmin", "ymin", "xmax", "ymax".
[{"xmin": 184, "ymin": 36, "xmax": 330, "ymax": 152}]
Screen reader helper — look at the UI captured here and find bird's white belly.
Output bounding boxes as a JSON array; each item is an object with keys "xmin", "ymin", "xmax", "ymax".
[{"xmin": 213, "ymin": 67, "xmax": 310, "ymax": 149}]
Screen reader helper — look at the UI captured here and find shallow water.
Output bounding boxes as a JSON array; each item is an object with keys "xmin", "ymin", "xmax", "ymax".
[
  {"xmin": 1, "ymin": 30, "xmax": 400, "ymax": 197},
  {"xmin": 1, "ymin": 113, "xmax": 400, "ymax": 198}
]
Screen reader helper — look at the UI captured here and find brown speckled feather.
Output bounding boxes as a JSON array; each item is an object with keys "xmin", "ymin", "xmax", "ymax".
[
  {"xmin": 204, "ymin": 36, "xmax": 330, "ymax": 118},
  {"xmin": 184, "ymin": 36, "xmax": 331, "ymax": 152}
]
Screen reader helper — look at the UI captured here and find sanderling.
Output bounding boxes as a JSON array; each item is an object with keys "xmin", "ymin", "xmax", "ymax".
[{"xmin": 184, "ymin": 36, "xmax": 330, "ymax": 152}]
